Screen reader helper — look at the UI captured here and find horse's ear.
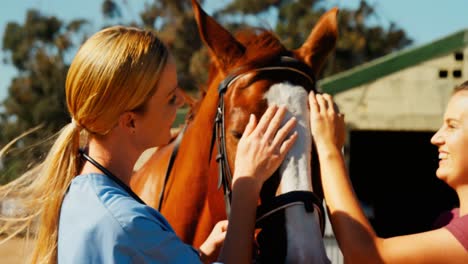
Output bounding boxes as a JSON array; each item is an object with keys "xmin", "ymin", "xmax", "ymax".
[
  {"xmin": 294, "ymin": 7, "xmax": 339, "ymax": 76},
  {"xmin": 191, "ymin": 0, "xmax": 245, "ymax": 73}
]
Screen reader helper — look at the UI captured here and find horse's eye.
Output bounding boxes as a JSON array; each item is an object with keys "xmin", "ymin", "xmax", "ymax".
[{"xmin": 230, "ymin": 130, "xmax": 243, "ymax": 139}]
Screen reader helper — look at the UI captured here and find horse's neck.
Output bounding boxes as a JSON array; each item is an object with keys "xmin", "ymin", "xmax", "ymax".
[
  {"xmin": 160, "ymin": 86, "xmax": 224, "ymax": 246},
  {"xmin": 181, "ymin": 87, "xmax": 219, "ymax": 165}
]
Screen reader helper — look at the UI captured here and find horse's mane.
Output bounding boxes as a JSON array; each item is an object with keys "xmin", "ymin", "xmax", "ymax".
[{"xmin": 185, "ymin": 28, "xmax": 288, "ymax": 123}]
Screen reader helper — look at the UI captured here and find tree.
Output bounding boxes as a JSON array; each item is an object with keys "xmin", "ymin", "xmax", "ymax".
[
  {"xmin": 0, "ymin": 10, "xmax": 88, "ymax": 181},
  {"xmin": 101, "ymin": 0, "xmax": 207, "ymax": 91},
  {"xmin": 218, "ymin": 0, "xmax": 412, "ymax": 78},
  {"xmin": 109, "ymin": 0, "xmax": 412, "ymax": 88}
]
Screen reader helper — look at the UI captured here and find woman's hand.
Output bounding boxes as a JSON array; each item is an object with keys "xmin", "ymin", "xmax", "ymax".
[
  {"xmin": 218, "ymin": 105, "xmax": 297, "ymax": 264},
  {"xmin": 198, "ymin": 220, "xmax": 228, "ymax": 263},
  {"xmin": 309, "ymin": 91, "xmax": 345, "ymax": 152},
  {"xmin": 233, "ymin": 105, "xmax": 298, "ymax": 192}
]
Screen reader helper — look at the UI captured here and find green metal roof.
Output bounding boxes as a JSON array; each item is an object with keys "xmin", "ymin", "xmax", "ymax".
[{"xmin": 319, "ymin": 29, "xmax": 468, "ymax": 95}]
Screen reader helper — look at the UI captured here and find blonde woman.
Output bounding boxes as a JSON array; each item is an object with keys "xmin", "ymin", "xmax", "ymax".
[
  {"xmin": 309, "ymin": 82, "xmax": 468, "ymax": 263},
  {"xmin": 0, "ymin": 26, "xmax": 297, "ymax": 264}
]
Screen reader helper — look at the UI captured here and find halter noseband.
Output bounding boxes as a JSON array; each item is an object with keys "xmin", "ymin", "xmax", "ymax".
[{"xmin": 211, "ymin": 56, "xmax": 325, "ymax": 234}]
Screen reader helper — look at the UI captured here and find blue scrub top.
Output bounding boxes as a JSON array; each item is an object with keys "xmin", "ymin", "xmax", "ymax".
[{"xmin": 58, "ymin": 173, "xmax": 201, "ymax": 263}]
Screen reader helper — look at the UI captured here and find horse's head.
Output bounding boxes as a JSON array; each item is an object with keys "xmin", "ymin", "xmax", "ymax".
[{"xmin": 191, "ymin": 0, "xmax": 338, "ymax": 262}]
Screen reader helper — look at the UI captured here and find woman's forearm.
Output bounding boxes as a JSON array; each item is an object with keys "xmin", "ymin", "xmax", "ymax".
[
  {"xmin": 317, "ymin": 144, "xmax": 381, "ymax": 262},
  {"xmin": 218, "ymin": 177, "xmax": 259, "ymax": 264}
]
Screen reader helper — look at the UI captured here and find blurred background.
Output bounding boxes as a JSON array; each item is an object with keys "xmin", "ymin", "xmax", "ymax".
[{"xmin": 1, "ymin": 1, "xmax": 467, "ymax": 263}]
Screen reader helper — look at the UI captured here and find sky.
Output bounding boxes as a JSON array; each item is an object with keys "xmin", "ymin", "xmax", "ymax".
[{"xmin": 1, "ymin": 0, "xmax": 468, "ymax": 101}]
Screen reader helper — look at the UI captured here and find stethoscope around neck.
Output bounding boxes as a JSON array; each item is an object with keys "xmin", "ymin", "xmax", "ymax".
[{"xmin": 78, "ymin": 148, "xmax": 146, "ymax": 205}]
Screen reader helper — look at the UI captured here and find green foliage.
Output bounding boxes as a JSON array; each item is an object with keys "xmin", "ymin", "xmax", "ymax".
[
  {"xmin": 102, "ymin": 0, "xmax": 122, "ymax": 19},
  {"xmin": 328, "ymin": 1, "xmax": 412, "ymax": 75},
  {"xmin": 219, "ymin": 0, "xmax": 281, "ymax": 14},
  {"xmin": 138, "ymin": 0, "xmax": 205, "ymax": 91},
  {"xmin": 221, "ymin": 0, "xmax": 412, "ymax": 78},
  {"xmin": 0, "ymin": 9, "xmax": 88, "ymax": 180},
  {"xmin": 101, "ymin": 0, "xmax": 411, "ymax": 91}
]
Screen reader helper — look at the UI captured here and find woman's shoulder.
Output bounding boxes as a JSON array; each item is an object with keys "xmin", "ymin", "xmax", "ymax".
[
  {"xmin": 432, "ymin": 208, "xmax": 459, "ymax": 229},
  {"xmin": 67, "ymin": 173, "xmax": 172, "ymax": 231},
  {"xmin": 59, "ymin": 174, "xmax": 199, "ymax": 263},
  {"xmin": 444, "ymin": 209, "xmax": 468, "ymax": 251},
  {"xmin": 62, "ymin": 174, "xmax": 200, "ymax": 262}
]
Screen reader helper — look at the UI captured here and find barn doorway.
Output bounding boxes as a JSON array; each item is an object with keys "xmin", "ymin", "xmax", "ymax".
[{"xmin": 348, "ymin": 130, "xmax": 459, "ymax": 237}]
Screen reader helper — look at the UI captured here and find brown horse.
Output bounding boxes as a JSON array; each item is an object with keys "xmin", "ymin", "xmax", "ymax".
[{"xmin": 131, "ymin": 1, "xmax": 338, "ymax": 262}]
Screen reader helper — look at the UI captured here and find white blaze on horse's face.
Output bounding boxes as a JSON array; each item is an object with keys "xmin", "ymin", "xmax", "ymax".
[
  {"xmin": 265, "ymin": 83, "xmax": 330, "ymax": 264},
  {"xmin": 264, "ymin": 83, "xmax": 312, "ymax": 194}
]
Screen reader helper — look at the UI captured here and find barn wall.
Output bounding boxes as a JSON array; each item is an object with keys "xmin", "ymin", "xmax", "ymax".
[{"xmin": 333, "ymin": 47, "xmax": 468, "ymax": 131}]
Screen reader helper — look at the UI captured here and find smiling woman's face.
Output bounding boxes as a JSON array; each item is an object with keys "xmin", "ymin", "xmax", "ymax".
[{"xmin": 431, "ymin": 90, "xmax": 468, "ymax": 188}]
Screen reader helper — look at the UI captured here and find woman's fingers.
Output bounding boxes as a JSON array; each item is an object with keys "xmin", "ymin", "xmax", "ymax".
[
  {"xmin": 309, "ymin": 91, "xmax": 319, "ymax": 114},
  {"xmin": 215, "ymin": 220, "xmax": 228, "ymax": 232},
  {"xmin": 243, "ymin": 114, "xmax": 257, "ymax": 136},
  {"xmin": 263, "ymin": 106, "xmax": 288, "ymax": 141},
  {"xmin": 271, "ymin": 116, "xmax": 297, "ymax": 151},
  {"xmin": 259, "ymin": 105, "xmax": 298, "ymax": 156},
  {"xmin": 253, "ymin": 104, "xmax": 278, "ymax": 136},
  {"xmin": 278, "ymin": 130, "xmax": 298, "ymax": 156},
  {"xmin": 251, "ymin": 105, "xmax": 296, "ymax": 150},
  {"xmin": 309, "ymin": 91, "xmax": 347, "ymax": 150},
  {"xmin": 235, "ymin": 104, "xmax": 298, "ymax": 184},
  {"xmin": 316, "ymin": 93, "xmax": 328, "ymax": 114},
  {"xmin": 323, "ymin": 93, "xmax": 338, "ymax": 116},
  {"xmin": 311, "ymin": 92, "xmax": 339, "ymax": 116},
  {"xmin": 323, "ymin": 94, "xmax": 333, "ymax": 112}
]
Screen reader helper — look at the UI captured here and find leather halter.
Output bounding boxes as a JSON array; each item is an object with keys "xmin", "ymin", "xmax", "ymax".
[{"xmin": 211, "ymin": 56, "xmax": 326, "ymax": 234}]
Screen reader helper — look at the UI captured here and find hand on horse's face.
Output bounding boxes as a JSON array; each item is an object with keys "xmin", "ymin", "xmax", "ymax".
[
  {"xmin": 233, "ymin": 105, "xmax": 298, "ymax": 192},
  {"xmin": 309, "ymin": 92, "xmax": 346, "ymax": 151}
]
